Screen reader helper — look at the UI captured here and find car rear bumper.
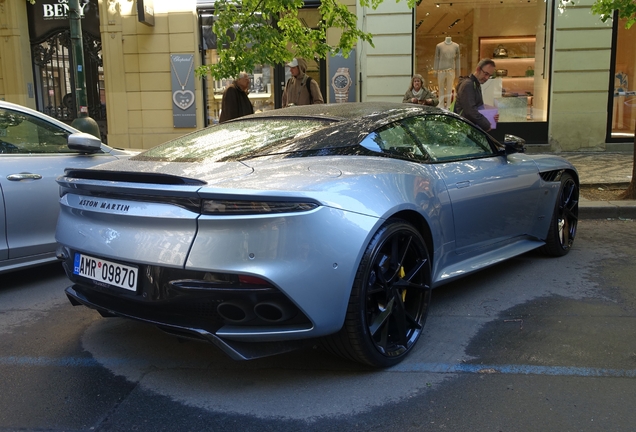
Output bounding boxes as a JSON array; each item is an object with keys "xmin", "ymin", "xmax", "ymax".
[{"xmin": 65, "ymin": 285, "xmax": 316, "ymax": 360}]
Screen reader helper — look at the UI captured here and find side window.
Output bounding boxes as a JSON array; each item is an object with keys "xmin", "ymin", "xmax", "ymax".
[
  {"xmin": 359, "ymin": 122, "xmax": 426, "ymax": 161},
  {"xmin": 402, "ymin": 114, "xmax": 495, "ymax": 162},
  {"xmin": 0, "ymin": 108, "xmax": 72, "ymax": 154}
]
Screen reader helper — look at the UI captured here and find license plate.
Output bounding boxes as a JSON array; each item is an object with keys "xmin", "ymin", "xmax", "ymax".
[{"xmin": 73, "ymin": 253, "xmax": 138, "ymax": 292}]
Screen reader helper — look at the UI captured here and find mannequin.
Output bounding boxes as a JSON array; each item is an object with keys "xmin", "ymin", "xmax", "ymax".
[{"xmin": 434, "ymin": 36, "xmax": 460, "ymax": 108}]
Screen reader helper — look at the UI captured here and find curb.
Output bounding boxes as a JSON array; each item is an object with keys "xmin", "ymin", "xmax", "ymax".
[{"xmin": 579, "ymin": 201, "xmax": 636, "ymax": 220}]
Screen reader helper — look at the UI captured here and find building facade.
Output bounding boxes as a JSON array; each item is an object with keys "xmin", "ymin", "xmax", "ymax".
[{"xmin": 0, "ymin": 0, "xmax": 633, "ymax": 151}]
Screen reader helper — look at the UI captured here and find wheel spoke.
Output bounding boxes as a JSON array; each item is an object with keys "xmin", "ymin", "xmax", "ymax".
[
  {"xmin": 563, "ymin": 206, "xmax": 578, "ymax": 221},
  {"xmin": 369, "ymin": 297, "xmax": 394, "ymax": 337},
  {"xmin": 403, "ymin": 258, "xmax": 427, "ymax": 282},
  {"xmin": 392, "ymin": 291, "xmax": 409, "ymax": 347},
  {"xmin": 397, "ymin": 235, "xmax": 413, "ymax": 268},
  {"xmin": 375, "ymin": 253, "xmax": 391, "ymax": 285},
  {"xmin": 393, "ymin": 278, "xmax": 430, "ymax": 291}
]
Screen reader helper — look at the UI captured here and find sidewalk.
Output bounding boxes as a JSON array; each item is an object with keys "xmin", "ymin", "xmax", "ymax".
[{"xmin": 550, "ymin": 151, "xmax": 636, "ymax": 220}]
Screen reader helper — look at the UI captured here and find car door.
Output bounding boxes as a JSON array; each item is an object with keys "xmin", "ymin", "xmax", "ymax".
[
  {"xmin": 0, "ymin": 106, "xmax": 115, "ymax": 262},
  {"xmin": 402, "ymin": 114, "xmax": 541, "ymax": 252}
]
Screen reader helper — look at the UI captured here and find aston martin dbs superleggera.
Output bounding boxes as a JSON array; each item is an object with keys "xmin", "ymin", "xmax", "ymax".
[{"xmin": 55, "ymin": 102, "xmax": 579, "ymax": 367}]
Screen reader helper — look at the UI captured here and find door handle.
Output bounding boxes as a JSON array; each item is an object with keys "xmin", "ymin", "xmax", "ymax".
[
  {"xmin": 456, "ymin": 180, "xmax": 470, "ymax": 189},
  {"xmin": 7, "ymin": 173, "xmax": 43, "ymax": 181}
]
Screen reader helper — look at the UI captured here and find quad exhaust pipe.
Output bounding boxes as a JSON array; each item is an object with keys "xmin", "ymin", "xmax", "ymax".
[{"xmin": 217, "ymin": 301, "xmax": 294, "ymax": 324}]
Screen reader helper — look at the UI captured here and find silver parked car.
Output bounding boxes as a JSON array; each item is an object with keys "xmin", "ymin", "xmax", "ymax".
[
  {"xmin": 0, "ymin": 100, "xmax": 137, "ymax": 274},
  {"xmin": 55, "ymin": 102, "xmax": 579, "ymax": 367}
]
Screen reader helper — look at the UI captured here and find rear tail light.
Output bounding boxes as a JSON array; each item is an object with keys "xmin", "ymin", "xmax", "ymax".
[{"xmin": 202, "ymin": 199, "xmax": 318, "ymax": 215}]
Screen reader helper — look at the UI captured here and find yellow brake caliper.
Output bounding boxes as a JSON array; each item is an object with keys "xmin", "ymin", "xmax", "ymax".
[{"xmin": 399, "ymin": 266, "xmax": 406, "ymax": 301}]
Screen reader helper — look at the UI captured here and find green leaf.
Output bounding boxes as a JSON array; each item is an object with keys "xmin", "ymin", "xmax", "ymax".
[{"xmin": 196, "ymin": 0, "xmax": 413, "ymax": 80}]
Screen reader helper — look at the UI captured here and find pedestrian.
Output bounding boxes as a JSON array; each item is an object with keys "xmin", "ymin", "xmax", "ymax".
[
  {"xmin": 281, "ymin": 58, "xmax": 324, "ymax": 107},
  {"xmin": 453, "ymin": 58, "xmax": 500, "ymax": 132},
  {"xmin": 219, "ymin": 72, "xmax": 254, "ymax": 123},
  {"xmin": 402, "ymin": 74, "xmax": 439, "ymax": 106}
]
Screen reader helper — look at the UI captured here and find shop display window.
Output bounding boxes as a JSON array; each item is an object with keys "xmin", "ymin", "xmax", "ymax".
[
  {"xmin": 610, "ymin": 17, "xmax": 636, "ymax": 138},
  {"xmin": 414, "ymin": 0, "xmax": 549, "ymax": 124},
  {"xmin": 202, "ymin": 49, "xmax": 275, "ymax": 125},
  {"xmin": 199, "ymin": 12, "xmax": 275, "ymax": 125}
]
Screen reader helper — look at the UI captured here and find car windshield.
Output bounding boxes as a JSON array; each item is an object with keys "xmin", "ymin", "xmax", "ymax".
[{"xmin": 133, "ymin": 119, "xmax": 334, "ymax": 162}]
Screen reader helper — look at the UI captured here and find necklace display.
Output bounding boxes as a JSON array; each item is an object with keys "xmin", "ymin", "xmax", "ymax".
[{"xmin": 170, "ymin": 55, "xmax": 195, "ymax": 110}]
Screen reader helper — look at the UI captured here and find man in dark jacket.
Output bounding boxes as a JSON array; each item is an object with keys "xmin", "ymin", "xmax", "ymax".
[
  {"xmin": 219, "ymin": 72, "xmax": 254, "ymax": 123},
  {"xmin": 453, "ymin": 58, "xmax": 499, "ymax": 131}
]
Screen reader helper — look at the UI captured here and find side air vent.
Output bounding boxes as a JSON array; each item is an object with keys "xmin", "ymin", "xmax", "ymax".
[
  {"xmin": 63, "ymin": 169, "xmax": 207, "ymax": 186},
  {"xmin": 539, "ymin": 169, "xmax": 565, "ymax": 183}
]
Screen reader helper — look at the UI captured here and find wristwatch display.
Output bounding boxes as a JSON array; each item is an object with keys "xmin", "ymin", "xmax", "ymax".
[{"xmin": 331, "ymin": 67, "xmax": 352, "ymax": 103}]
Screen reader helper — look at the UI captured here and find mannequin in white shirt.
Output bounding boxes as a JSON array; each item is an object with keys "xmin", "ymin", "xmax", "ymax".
[{"xmin": 434, "ymin": 37, "xmax": 461, "ymax": 108}]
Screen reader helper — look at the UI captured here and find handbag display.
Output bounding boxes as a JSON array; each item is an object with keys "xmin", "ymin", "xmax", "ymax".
[
  {"xmin": 525, "ymin": 67, "xmax": 535, "ymax": 77},
  {"xmin": 493, "ymin": 44, "xmax": 508, "ymax": 58},
  {"xmin": 496, "ymin": 69, "xmax": 508, "ymax": 77}
]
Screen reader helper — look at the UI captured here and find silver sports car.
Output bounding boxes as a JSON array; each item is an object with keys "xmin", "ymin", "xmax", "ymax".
[
  {"xmin": 0, "ymin": 100, "xmax": 137, "ymax": 274},
  {"xmin": 55, "ymin": 102, "xmax": 578, "ymax": 367}
]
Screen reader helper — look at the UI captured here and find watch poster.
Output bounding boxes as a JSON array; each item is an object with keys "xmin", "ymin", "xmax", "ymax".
[
  {"xmin": 170, "ymin": 54, "xmax": 197, "ymax": 128},
  {"xmin": 328, "ymin": 50, "xmax": 356, "ymax": 103}
]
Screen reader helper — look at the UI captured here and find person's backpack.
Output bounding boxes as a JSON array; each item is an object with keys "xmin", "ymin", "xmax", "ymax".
[{"xmin": 285, "ymin": 76, "xmax": 314, "ymax": 105}]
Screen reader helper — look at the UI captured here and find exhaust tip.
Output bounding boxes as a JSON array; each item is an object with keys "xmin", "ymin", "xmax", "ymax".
[
  {"xmin": 254, "ymin": 302, "xmax": 293, "ymax": 323},
  {"xmin": 217, "ymin": 301, "xmax": 254, "ymax": 323}
]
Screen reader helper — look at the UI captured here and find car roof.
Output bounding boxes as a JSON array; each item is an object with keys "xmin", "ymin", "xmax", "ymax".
[
  {"xmin": 227, "ymin": 102, "xmax": 452, "ymax": 144},
  {"xmin": 245, "ymin": 101, "xmax": 444, "ymax": 123}
]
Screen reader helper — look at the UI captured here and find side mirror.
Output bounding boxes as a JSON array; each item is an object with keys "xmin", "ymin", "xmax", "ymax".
[
  {"xmin": 503, "ymin": 134, "xmax": 526, "ymax": 154},
  {"xmin": 67, "ymin": 132, "xmax": 102, "ymax": 154}
]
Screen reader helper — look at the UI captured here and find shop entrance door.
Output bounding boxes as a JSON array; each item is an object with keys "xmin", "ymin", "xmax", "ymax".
[{"xmin": 30, "ymin": 30, "xmax": 107, "ymax": 142}]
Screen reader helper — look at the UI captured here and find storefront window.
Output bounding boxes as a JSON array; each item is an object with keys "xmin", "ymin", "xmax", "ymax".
[
  {"xmin": 415, "ymin": 0, "xmax": 550, "ymax": 124},
  {"xmin": 199, "ymin": 11, "xmax": 275, "ymax": 125},
  {"xmin": 611, "ymin": 17, "xmax": 636, "ymax": 138}
]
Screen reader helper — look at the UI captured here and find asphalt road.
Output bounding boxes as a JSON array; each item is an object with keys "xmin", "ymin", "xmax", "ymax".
[{"xmin": 1, "ymin": 219, "xmax": 635, "ymax": 432}]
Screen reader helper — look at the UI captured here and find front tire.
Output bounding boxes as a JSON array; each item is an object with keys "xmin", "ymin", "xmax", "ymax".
[
  {"xmin": 540, "ymin": 172, "xmax": 578, "ymax": 256},
  {"xmin": 323, "ymin": 219, "xmax": 432, "ymax": 367}
]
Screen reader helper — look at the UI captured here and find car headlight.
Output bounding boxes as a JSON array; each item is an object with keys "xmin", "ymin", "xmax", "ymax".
[{"xmin": 201, "ymin": 199, "xmax": 319, "ymax": 215}]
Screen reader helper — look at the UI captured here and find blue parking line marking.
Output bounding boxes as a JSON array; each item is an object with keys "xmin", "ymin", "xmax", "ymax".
[
  {"xmin": 392, "ymin": 362, "xmax": 636, "ymax": 377},
  {"xmin": 0, "ymin": 356, "xmax": 120, "ymax": 368},
  {"xmin": 1, "ymin": 357, "xmax": 636, "ymax": 378}
]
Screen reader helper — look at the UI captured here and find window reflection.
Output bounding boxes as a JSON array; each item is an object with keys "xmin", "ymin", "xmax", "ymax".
[{"xmin": 611, "ymin": 17, "xmax": 636, "ymax": 138}]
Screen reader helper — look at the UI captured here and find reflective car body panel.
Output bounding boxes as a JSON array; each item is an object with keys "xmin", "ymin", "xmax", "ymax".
[
  {"xmin": 55, "ymin": 102, "xmax": 578, "ymax": 361},
  {"xmin": 436, "ymin": 153, "xmax": 541, "ymax": 252},
  {"xmin": 0, "ymin": 100, "xmax": 137, "ymax": 273}
]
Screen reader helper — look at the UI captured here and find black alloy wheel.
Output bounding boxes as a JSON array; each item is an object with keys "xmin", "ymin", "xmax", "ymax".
[
  {"xmin": 324, "ymin": 219, "xmax": 432, "ymax": 367},
  {"xmin": 541, "ymin": 172, "xmax": 579, "ymax": 256}
]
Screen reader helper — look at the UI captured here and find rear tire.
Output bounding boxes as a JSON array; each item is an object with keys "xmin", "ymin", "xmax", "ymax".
[
  {"xmin": 540, "ymin": 172, "xmax": 578, "ymax": 257},
  {"xmin": 323, "ymin": 219, "xmax": 432, "ymax": 367}
]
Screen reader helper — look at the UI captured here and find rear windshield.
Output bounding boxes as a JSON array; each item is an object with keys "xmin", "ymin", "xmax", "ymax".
[{"xmin": 133, "ymin": 119, "xmax": 334, "ymax": 162}]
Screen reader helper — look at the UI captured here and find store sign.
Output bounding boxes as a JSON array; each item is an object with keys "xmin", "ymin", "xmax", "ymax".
[
  {"xmin": 42, "ymin": 1, "xmax": 89, "ymax": 19},
  {"xmin": 170, "ymin": 54, "xmax": 197, "ymax": 128},
  {"xmin": 137, "ymin": 0, "xmax": 155, "ymax": 27},
  {"xmin": 27, "ymin": 0, "xmax": 100, "ymax": 42}
]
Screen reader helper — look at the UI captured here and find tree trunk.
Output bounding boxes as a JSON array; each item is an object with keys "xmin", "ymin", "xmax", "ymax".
[{"xmin": 619, "ymin": 123, "xmax": 636, "ymax": 199}]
